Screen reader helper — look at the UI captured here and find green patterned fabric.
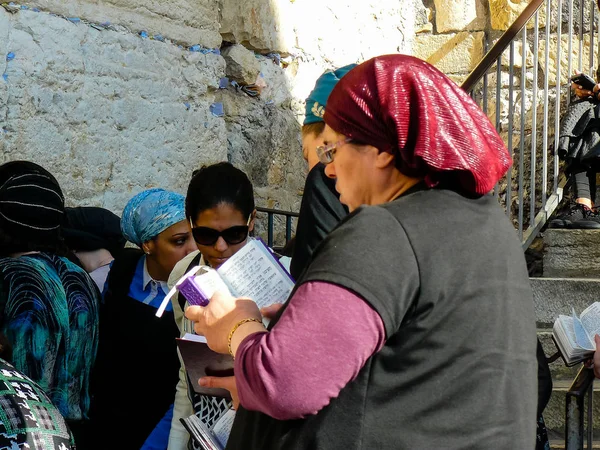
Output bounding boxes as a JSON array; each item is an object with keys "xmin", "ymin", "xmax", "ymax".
[
  {"xmin": 0, "ymin": 252, "xmax": 99, "ymax": 421},
  {"xmin": 0, "ymin": 358, "xmax": 75, "ymax": 449}
]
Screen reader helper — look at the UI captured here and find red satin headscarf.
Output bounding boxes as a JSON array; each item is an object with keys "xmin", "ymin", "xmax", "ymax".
[{"xmin": 323, "ymin": 55, "xmax": 512, "ymax": 195}]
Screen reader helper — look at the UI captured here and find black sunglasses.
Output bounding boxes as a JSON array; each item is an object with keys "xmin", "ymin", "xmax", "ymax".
[{"xmin": 191, "ymin": 217, "xmax": 251, "ymax": 246}]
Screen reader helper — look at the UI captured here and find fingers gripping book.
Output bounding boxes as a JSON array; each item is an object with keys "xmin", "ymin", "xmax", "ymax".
[
  {"xmin": 156, "ymin": 237, "xmax": 295, "ymax": 317},
  {"xmin": 553, "ymin": 302, "xmax": 600, "ymax": 366}
]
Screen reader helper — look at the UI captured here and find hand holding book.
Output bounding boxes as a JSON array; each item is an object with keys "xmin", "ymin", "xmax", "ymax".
[
  {"xmin": 199, "ymin": 375, "xmax": 239, "ymax": 409},
  {"xmin": 186, "ymin": 291, "xmax": 266, "ymax": 355}
]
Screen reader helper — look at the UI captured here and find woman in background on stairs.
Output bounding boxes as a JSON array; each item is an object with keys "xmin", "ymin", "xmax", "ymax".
[{"xmin": 550, "ymin": 76, "xmax": 600, "ymax": 229}]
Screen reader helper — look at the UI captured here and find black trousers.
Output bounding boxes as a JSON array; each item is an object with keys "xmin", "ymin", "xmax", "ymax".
[{"xmin": 572, "ymin": 162, "xmax": 597, "ymax": 201}]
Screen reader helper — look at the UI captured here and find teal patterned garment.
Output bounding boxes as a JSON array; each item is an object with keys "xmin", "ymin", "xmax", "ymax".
[{"xmin": 0, "ymin": 253, "xmax": 100, "ymax": 422}]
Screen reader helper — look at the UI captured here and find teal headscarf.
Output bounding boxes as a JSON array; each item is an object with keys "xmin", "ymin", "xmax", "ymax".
[
  {"xmin": 303, "ymin": 64, "xmax": 357, "ymax": 126},
  {"xmin": 121, "ymin": 188, "xmax": 186, "ymax": 246}
]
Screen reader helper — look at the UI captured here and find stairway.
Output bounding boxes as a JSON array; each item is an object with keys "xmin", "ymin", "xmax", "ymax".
[{"xmin": 533, "ymin": 229, "xmax": 600, "ymax": 448}]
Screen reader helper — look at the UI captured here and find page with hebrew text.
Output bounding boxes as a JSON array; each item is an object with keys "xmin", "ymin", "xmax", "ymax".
[{"xmin": 216, "ymin": 238, "xmax": 294, "ymax": 309}]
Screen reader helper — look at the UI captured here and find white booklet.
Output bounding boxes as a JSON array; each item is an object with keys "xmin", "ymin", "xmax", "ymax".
[
  {"xmin": 180, "ymin": 407, "xmax": 236, "ymax": 450},
  {"xmin": 156, "ymin": 237, "xmax": 294, "ymax": 317},
  {"xmin": 553, "ymin": 302, "xmax": 600, "ymax": 366}
]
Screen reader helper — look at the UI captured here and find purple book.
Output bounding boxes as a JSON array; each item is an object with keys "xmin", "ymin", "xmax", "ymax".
[{"xmin": 156, "ymin": 238, "xmax": 295, "ymax": 318}]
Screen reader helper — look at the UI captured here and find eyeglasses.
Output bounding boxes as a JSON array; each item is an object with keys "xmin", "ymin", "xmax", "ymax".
[
  {"xmin": 316, "ymin": 138, "xmax": 353, "ymax": 165},
  {"xmin": 191, "ymin": 216, "xmax": 251, "ymax": 246}
]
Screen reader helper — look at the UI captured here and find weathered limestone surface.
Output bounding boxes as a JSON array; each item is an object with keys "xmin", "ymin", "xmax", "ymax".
[
  {"xmin": 433, "ymin": 0, "xmax": 486, "ymax": 32},
  {"xmin": 0, "ymin": 9, "xmax": 227, "ymax": 212},
  {"xmin": 543, "ymin": 229, "xmax": 600, "ymax": 278},
  {"xmin": 219, "ymin": 0, "xmax": 294, "ymax": 54},
  {"xmin": 0, "ymin": 7, "xmax": 309, "ymax": 215},
  {"xmin": 19, "ymin": 0, "xmax": 222, "ymax": 47},
  {"xmin": 531, "ymin": 277, "xmax": 600, "ymax": 324},
  {"xmin": 413, "ymin": 31, "xmax": 485, "ymax": 74},
  {"xmin": 1, "ymin": 1, "xmax": 426, "ymax": 218},
  {"xmin": 222, "ymin": 44, "xmax": 260, "ymax": 85},
  {"xmin": 488, "ymin": 0, "xmax": 528, "ymax": 30}
]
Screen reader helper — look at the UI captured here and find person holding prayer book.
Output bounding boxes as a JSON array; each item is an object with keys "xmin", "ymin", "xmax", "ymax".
[
  {"xmin": 184, "ymin": 55, "xmax": 538, "ymax": 449},
  {"xmin": 167, "ymin": 162, "xmax": 257, "ymax": 450},
  {"xmin": 88, "ymin": 188, "xmax": 197, "ymax": 450}
]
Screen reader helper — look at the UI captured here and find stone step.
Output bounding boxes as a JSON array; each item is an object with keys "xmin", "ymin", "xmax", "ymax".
[
  {"xmin": 531, "ymin": 277, "xmax": 600, "ymax": 325},
  {"xmin": 543, "ymin": 229, "xmax": 600, "ymax": 278}
]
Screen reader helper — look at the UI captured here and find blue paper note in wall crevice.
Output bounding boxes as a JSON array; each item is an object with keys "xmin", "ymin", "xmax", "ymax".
[{"xmin": 209, "ymin": 102, "xmax": 224, "ymax": 117}]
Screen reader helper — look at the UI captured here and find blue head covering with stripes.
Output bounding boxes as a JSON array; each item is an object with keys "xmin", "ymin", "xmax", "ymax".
[
  {"xmin": 303, "ymin": 64, "xmax": 358, "ymax": 126},
  {"xmin": 121, "ymin": 188, "xmax": 186, "ymax": 246}
]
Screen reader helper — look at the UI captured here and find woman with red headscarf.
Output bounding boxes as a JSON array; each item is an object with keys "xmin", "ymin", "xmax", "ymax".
[{"xmin": 184, "ymin": 55, "xmax": 537, "ymax": 449}]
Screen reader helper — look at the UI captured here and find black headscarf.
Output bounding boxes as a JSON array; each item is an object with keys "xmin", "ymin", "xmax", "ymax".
[{"xmin": 62, "ymin": 206, "xmax": 126, "ymax": 258}]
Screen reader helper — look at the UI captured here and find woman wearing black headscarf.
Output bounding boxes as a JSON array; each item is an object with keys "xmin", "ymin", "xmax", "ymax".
[{"xmin": 185, "ymin": 55, "xmax": 537, "ymax": 449}]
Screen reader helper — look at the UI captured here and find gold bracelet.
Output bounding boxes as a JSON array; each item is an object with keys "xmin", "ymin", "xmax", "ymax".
[{"xmin": 228, "ymin": 318, "xmax": 263, "ymax": 359}]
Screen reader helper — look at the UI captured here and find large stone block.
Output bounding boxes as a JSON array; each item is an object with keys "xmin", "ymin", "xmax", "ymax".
[
  {"xmin": 0, "ymin": 7, "xmax": 309, "ymax": 218},
  {"xmin": 219, "ymin": 0, "xmax": 294, "ymax": 54},
  {"xmin": 0, "ymin": 9, "xmax": 228, "ymax": 212},
  {"xmin": 415, "ymin": 0, "xmax": 433, "ymax": 33},
  {"xmin": 433, "ymin": 0, "xmax": 486, "ymax": 32},
  {"xmin": 21, "ymin": 0, "xmax": 221, "ymax": 47},
  {"xmin": 532, "ymin": 277, "xmax": 600, "ymax": 325},
  {"xmin": 489, "ymin": 0, "xmax": 528, "ymax": 30},
  {"xmin": 543, "ymin": 229, "xmax": 600, "ymax": 278},
  {"xmin": 222, "ymin": 44, "xmax": 261, "ymax": 85},
  {"xmin": 292, "ymin": 0, "xmax": 414, "ymax": 67},
  {"xmin": 413, "ymin": 31, "xmax": 485, "ymax": 74},
  {"xmin": 537, "ymin": 35, "xmax": 592, "ymax": 86}
]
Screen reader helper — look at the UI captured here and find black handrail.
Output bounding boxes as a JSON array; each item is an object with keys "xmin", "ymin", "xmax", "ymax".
[
  {"xmin": 255, "ymin": 206, "xmax": 299, "ymax": 250},
  {"xmin": 461, "ymin": 0, "xmax": 545, "ymax": 92},
  {"xmin": 565, "ymin": 366, "xmax": 595, "ymax": 449}
]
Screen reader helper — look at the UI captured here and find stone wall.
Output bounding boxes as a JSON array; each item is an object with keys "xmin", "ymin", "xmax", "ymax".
[{"xmin": 0, "ymin": 0, "xmax": 421, "ymax": 223}]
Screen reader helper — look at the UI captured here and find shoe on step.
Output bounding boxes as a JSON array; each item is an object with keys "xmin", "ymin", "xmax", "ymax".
[
  {"xmin": 548, "ymin": 202, "xmax": 588, "ymax": 229},
  {"xmin": 571, "ymin": 207, "xmax": 600, "ymax": 229}
]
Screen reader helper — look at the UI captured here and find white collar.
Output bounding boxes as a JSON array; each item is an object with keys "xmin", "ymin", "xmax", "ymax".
[{"xmin": 142, "ymin": 256, "xmax": 170, "ymax": 293}]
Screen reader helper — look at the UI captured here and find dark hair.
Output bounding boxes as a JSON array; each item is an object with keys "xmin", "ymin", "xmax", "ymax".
[{"xmin": 186, "ymin": 162, "xmax": 255, "ymax": 221}]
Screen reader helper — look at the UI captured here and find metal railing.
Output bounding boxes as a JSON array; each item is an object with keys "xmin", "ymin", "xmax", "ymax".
[
  {"xmin": 255, "ymin": 206, "xmax": 299, "ymax": 252},
  {"xmin": 461, "ymin": 0, "xmax": 599, "ymax": 250},
  {"xmin": 566, "ymin": 366, "xmax": 595, "ymax": 450}
]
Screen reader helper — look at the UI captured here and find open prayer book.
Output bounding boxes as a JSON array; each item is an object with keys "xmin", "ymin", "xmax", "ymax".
[
  {"xmin": 180, "ymin": 404, "xmax": 236, "ymax": 450},
  {"xmin": 553, "ymin": 302, "xmax": 600, "ymax": 366},
  {"xmin": 156, "ymin": 237, "xmax": 294, "ymax": 317}
]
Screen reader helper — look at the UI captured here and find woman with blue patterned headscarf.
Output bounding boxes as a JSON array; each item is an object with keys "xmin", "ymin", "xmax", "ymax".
[{"xmin": 88, "ymin": 188, "xmax": 197, "ymax": 450}]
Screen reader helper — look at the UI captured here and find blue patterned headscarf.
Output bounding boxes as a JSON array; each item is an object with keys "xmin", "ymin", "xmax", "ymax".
[
  {"xmin": 303, "ymin": 64, "xmax": 357, "ymax": 126},
  {"xmin": 121, "ymin": 188, "xmax": 186, "ymax": 246}
]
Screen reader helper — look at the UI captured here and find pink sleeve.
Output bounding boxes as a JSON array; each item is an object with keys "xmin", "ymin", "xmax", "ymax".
[{"xmin": 234, "ymin": 281, "xmax": 386, "ymax": 420}]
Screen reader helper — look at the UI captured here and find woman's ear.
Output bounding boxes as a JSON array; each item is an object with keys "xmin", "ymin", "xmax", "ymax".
[
  {"xmin": 142, "ymin": 240, "xmax": 155, "ymax": 256},
  {"xmin": 374, "ymin": 148, "xmax": 396, "ymax": 169},
  {"xmin": 249, "ymin": 209, "xmax": 257, "ymax": 233}
]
